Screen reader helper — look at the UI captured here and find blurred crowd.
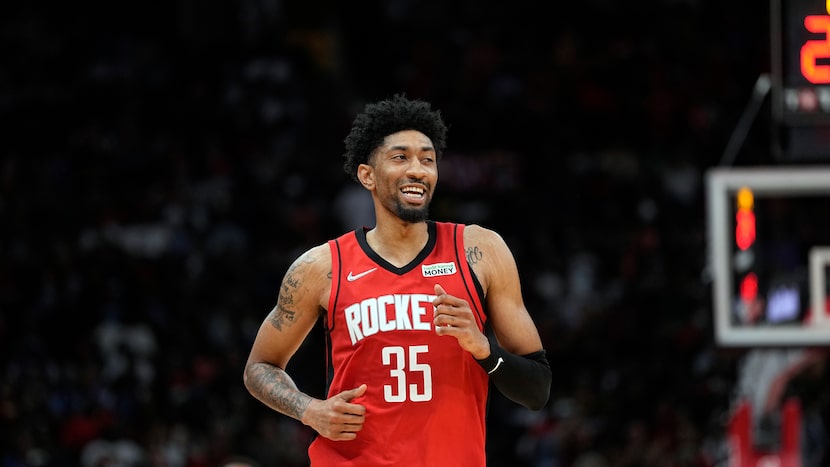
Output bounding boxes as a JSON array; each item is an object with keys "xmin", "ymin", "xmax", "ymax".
[{"xmin": 2, "ymin": 1, "xmax": 828, "ymax": 466}]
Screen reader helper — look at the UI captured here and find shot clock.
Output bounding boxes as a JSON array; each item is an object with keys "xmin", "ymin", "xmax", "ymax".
[{"xmin": 771, "ymin": 0, "xmax": 830, "ymax": 124}]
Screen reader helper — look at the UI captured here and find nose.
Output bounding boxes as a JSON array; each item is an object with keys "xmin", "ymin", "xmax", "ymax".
[{"xmin": 406, "ymin": 158, "xmax": 428, "ymax": 179}]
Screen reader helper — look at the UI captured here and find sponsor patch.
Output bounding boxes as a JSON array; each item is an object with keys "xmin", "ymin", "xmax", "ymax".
[{"xmin": 421, "ymin": 262, "xmax": 457, "ymax": 277}]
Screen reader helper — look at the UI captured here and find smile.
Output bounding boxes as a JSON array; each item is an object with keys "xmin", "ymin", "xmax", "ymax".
[{"xmin": 401, "ymin": 185, "xmax": 426, "ymax": 199}]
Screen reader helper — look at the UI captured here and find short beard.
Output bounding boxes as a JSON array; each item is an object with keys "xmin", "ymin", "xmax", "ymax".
[{"xmin": 395, "ymin": 203, "xmax": 429, "ymax": 223}]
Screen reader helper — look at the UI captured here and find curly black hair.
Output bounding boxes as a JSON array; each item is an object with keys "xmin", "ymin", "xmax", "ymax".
[{"xmin": 343, "ymin": 94, "xmax": 448, "ymax": 182}]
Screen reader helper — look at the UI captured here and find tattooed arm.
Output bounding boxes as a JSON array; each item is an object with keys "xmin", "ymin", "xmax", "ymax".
[
  {"xmin": 462, "ymin": 225, "xmax": 544, "ymax": 356},
  {"xmin": 243, "ymin": 244, "xmax": 367, "ymax": 440},
  {"xmin": 461, "ymin": 225, "xmax": 551, "ymax": 409}
]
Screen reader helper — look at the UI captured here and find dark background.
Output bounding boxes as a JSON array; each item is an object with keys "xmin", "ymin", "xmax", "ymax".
[{"xmin": 1, "ymin": 1, "xmax": 828, "ymax": 466}]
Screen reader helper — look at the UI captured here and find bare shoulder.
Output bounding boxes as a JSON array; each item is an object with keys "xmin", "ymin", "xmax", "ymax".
[
  {"xmin": 462, "ymin": 224, "xmax": 516, "ymax": 291},
  {"xmin": 288, "ymin": 243, "xmax": 332, "ymax": 275},
  {"xmin": 280, "ymin": 243, "xmax": 333, "ymax": 313},
  {"xmin": 463, "ymin": 224, "xmax": 507, "ymax": 248},
  {"xmin": 253, "ymin": 243, "xmax": 333, "ymax": 365}
]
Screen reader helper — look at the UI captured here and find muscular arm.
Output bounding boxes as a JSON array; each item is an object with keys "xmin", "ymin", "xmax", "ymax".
[
  {"xmin": 243, "ymin": 245, "xmax": 367, "ymax": 440},
  {"xmin": 464, "ymin": 225, "xmax": 552, "ymax": 409},
  {"xmin": 244, "ymin": 246, "xmax": 328, "ymax": 418}
]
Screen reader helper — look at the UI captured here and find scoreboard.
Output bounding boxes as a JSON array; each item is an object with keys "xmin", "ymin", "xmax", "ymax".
[{"xmin": 772, "ymin": 0, "xmax": 830, "ymax": 124}]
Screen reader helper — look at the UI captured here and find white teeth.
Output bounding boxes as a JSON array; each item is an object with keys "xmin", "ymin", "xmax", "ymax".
[{"xmin": 401, "ymin": 187, "xmax": 424, "ymax": 196}]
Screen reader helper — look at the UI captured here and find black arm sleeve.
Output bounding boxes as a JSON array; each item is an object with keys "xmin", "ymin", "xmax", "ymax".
[{"xmin": 476, "ymin": 335, "xmax": 552, "ymax": 410}]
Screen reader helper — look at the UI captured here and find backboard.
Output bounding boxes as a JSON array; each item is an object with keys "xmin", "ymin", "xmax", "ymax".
[{"xmin": 706, "ymin": 166, "xmax": 830, "ymax": 346}]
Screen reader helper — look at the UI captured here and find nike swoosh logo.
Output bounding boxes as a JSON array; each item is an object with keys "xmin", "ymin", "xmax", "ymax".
[
  {"xmin": 347, "ymin": 268, "xmax": 378, "ymax": 281},
  {"xmin": 487, "ymin": 357, "xmax": 504, "ymax": 375}
]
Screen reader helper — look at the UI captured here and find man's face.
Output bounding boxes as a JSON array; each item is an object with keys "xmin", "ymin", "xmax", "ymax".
[{"xmin": 362, "ymin": 130, "xmax": 438, "ymax": 223}]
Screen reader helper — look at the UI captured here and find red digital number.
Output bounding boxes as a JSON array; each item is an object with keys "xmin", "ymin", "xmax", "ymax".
[
  {"xmin": 801, "ymin": 15, "xmax": 830, "ymax": 83},
  {"xmin": 739, "ymin": 272, "xmax": 758, "ymax": 303},
  {"xmin": 735, "ymin": 209, "xmax": 756, "ymax": 251}
]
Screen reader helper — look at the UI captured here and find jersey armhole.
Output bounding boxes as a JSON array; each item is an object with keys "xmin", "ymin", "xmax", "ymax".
[
  {"xmin": 453, "ymin": 223, "xmax": 487, "ymax": 327},
  {"xmin": 326, "ymin": 238, "xmax": 342, "ymax": 332}
]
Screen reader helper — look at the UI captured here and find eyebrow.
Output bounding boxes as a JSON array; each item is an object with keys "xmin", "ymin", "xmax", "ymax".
[{"xmin": 388, "ymin": 144, "xmax": 435, "ymax": 152}]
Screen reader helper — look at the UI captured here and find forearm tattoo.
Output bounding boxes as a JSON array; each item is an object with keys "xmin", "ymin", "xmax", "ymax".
[
  {"xmin": 466, "ymin": 245, "xmax": 483, "ymax": 266},
  {"xmin": 247, "ymin": 362, "xmax": 311, "ymax": 420}
]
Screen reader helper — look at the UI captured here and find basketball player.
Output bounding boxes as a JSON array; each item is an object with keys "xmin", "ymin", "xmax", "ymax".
[{"xmin": 243, "ymin": 94, "xmax": 552, "ymax": 466}]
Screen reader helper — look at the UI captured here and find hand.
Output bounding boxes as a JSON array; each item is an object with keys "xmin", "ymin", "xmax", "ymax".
[
  {"xmin": 302, "ymin": 384, "xmax": 367, "ymax": 441},
  {"xmin": 433, "ymin": 284, "xmax": 490, "ymax": 359}
]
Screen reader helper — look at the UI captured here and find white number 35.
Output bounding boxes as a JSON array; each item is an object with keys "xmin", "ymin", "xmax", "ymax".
[{"xmin": 381, "ymin": 345, "xmax": 433, "ymax": 402}]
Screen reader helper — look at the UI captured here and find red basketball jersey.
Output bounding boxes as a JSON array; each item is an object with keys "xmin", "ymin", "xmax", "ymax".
[{"xmin": 308, "ymin": 221, "xmax": 490, "ymax": 467}]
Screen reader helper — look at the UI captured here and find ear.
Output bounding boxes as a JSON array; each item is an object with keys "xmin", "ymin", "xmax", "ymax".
[{"xmin": 357, "ymin": 163, "xmax": 374, "ymax": 190}]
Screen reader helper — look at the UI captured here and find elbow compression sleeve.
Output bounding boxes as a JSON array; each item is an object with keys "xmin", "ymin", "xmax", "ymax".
[{"xmin": 476, "ymin": 336, "xmax": 552, "ymax": 410}]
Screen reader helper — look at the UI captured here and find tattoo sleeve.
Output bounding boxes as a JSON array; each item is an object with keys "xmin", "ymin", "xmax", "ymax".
[
  {"xmin": 269, "ymin": 253, "xmax": 318, "ymax": 331},
  {"xmin": 245, "ymin": 362, "xmax": 312, "ymax": 421},
  {"xmin": 245, "ymin": 250, "xmax": 323, "ymax": 422},
  {"xmin": 270, "ymin": 278, "xmax": 298, "ymax": 331}
]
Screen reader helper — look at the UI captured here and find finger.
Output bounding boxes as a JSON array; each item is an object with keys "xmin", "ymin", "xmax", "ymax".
[
  {"xmin": 340, "ymin": 384, "xmax": 367, "ymax": 401},
  {"xmin": 434, "ymin": 322, "xmax": 456, "ymax": 335},
  {"xmin": 335, "ymin": 421, "xmax": 364, "ymax": 440},
  {"xmin": 336, "ymin": 385, "xmax": 367, "ymax": 416},
  {"xmin": 434, "ymin": 312, "xmax": 461, "ymax": 327},
  {"xmin": 433, "ymin": 285, "xmax": 466, "ymax": 309},
  {"xmin": 433, "ymin": 285, "xmax": 455, "ymax": 309},
  {"xmin": 337, "ymin": 412, "xmax": 366, "ymax": 425}
]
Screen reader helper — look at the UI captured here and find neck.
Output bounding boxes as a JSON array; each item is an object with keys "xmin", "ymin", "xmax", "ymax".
[{"xmin": 366, "ymin": 218, "xmax": 430, "ymax": 268}]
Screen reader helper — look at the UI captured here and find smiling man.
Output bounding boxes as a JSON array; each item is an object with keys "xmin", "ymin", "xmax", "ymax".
[{"xmin": 243, "ymin": 94, "xmax": 552, "ymax": 467}]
